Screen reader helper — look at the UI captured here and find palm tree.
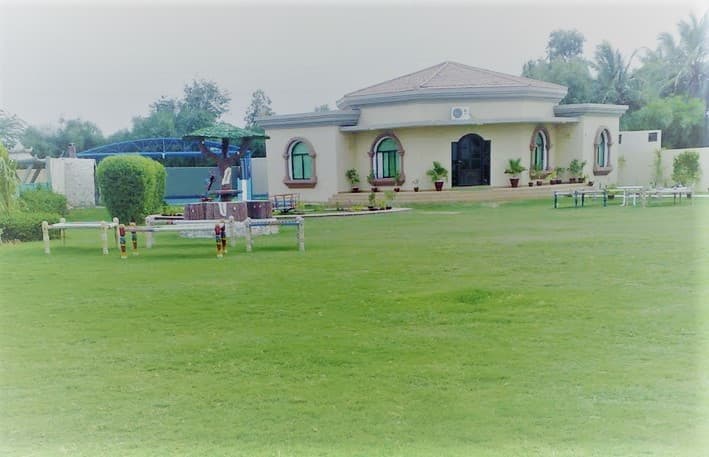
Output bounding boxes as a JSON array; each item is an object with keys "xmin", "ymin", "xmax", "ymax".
[
  {"xmin": 657, "ymin": 12, "xmax": 708, "ymax": 99},
  {"xmin": 592, "ymin": 41, "xmax": 640, "ymax": 109}
]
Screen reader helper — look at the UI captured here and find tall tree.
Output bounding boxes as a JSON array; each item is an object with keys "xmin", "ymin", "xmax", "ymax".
[
  {"xmin": 523, "ymin": 57, "xmax": 594, "ymax": 104},
  {"xmin": 21, "ymin": 118, "xmax": 104, "ymax": 158},
  {"xmin": 657, "ymin": 12, "xmax": 708, "ymax": 99},
  {"xmin": 592, "ymin": 41, "xmax": 640, "ymax": 109},
  {"xmin": 0, "ymin": 110, "xmax": 26, "ymax": 149},
  {"xmin": 546, "ymin": 29, "xmax": 585, "ymax": 62},
  {"xmin": 181, "ymin": 79, "xmax": 231, "ymax": 118},
  {"xmin": 244, "ymin": 89, "xmax": 274, "ymax": 128},
  {"xmin": 621, "ymin": 95, "xmax": 705, "ymax": 148}
]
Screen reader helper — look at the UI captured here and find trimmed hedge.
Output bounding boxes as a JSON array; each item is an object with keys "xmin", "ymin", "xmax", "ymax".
[
  {"xmin": 0, "ymin": 211, "xmax": 61, "ymax": 242},
  {"xmin": 19, "ymin": 187, "xmax": 69, "ymax": 216},
  {"xmin": 96, "ymin": 155, "xmax": 166, "ymax": 223}
]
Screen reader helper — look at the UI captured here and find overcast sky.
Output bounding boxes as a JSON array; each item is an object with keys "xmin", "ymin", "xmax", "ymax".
[{"xmin": 0, "ymin": 0, "xmax": 705, "ymax": 136}]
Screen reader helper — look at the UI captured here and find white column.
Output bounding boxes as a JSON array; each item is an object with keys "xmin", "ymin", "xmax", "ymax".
[
  {"xmin": 42, "ymin": 221, "xmax": 50, "ymax": 254},
  {"xmin": 297, "ymin": 217, "xmax": 305, "ymax": 252},
  {"xmin": 100, "ymin": 221, "xmax": 109, "ymax": 255},
  {"xmin": 245, "ymin": 218, "xmax": 253, "ymax": 252}
]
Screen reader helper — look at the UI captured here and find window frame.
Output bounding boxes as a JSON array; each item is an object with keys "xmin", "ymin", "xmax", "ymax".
[
  {"xmin": 593, "ymin": 127, "xmax": 614, "ymax": 176},
  {"xmin": 529, "ymin": 126, "xmax": 551, "ymax": 172},
  {"xmin": 282, "ymin": 138, "xmax": 317, "ymax": 188},
  {"xmin": 368, "ymin": 132, "xmax": 406, "ymax": 187}
]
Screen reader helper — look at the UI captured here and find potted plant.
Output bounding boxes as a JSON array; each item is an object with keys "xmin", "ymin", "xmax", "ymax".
[
  {"xmin": 367, "ymin": 191, "xmax": 376, "ymax": 210},
  {"xmin": 345, "ymin": 168, "xmax": 361, "ymax": 193},
  {"xmin": 426, "ymin": 161, "xmax": 448, "ymax": 191},
  {"xmin": 554, "ymin": 166, "xmax": 565, "ymax": 184},
  {"xmin": 504, "ymin": 158, "xmax": 526, "ymax": 188},
  {"xmin": 529, "ymin": 166, "xmax": 545, "ymax": 186},
  {"xmin": 393, "ymin": 172, "xmax": 403, "ymax": 192},
  {"xmin": 568, "ymin": 159, "xmax": 586, "ymax": 183},
  {"xmin": 384, "ymin": 190, "xmax": 395, "ymax": 209},
  {"xmin": 412, "ymin": 178, "xmax": 420, "ymax": 192},
  {"xmin": 367, "ymin": 171, "xmax": 378, "ymax": 192}
]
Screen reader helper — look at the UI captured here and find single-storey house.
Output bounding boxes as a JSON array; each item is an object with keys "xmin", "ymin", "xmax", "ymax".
[{"xmin": 256, "ymin": 61, "xmax": 628, "ymax": 201}]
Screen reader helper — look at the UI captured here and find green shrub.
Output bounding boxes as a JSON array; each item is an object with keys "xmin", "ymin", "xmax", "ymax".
[
  {"xmin": 672, "ymin": 150, "xmax": 701, "ymax": 187},
  {"xmin": 19, "ymin": 187, "xmax": 69, "ymax": 216},
  {"xmin": 0, "ymin": 143, "xmax": 18, "ymax": 215},
  {"xmin": 0, "ymin": 211, "xmax": 61, "ymax": 242},
  {"xmin": 96, "ymin": 155, "xmax": 166, "ymax": 223}
]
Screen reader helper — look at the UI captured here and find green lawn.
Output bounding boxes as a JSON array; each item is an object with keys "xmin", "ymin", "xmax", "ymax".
[{"xmin": 1, "ymin": 199, "xmax": 708, "ymax": 456}]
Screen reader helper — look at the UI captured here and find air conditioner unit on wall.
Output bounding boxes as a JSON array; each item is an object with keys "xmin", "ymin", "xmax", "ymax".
[{"xmin": 451, "ymin": 106, "xmax": 470, "ymax": 121}]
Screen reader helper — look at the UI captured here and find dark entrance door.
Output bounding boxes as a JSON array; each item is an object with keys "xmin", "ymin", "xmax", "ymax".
[{"xmin": 451, "ymin": 134, "xmax": 490, "ymax": 186}]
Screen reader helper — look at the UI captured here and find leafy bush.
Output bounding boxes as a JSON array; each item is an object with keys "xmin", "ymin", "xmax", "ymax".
[
  {"xmin": 0, "ymin": 143, "xmax": 18, "ymax": 215},
  {"xmin": 19, "ymin": 187, "xmax": 68, "ymax": 216},
  {"xmin": 0, "ymin": 211, "xmax": 61, "ymax": 242},
  {"xmin": 96, "ymin": 155, "xmax": 166, "ymax": 222},
  {"xmin": 672, "ymin": 150, "xmax": 701, "ymax": 187}
]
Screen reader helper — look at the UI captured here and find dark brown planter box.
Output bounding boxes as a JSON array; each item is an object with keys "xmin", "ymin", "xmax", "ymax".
[{"xmin": 246, "ymin": 201, "xmax": 273, "ymax": 219}]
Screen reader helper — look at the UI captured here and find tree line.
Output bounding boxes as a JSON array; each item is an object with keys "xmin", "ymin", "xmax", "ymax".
[
  {"xmin": 0, "ymin": 80, "xmax": 274, "ymax": 159},
  {"xmin": 523, "ymin": 13, "xmax": 707, "ymax": 148},
  {"xmin": 0, "ymin": 12, "xmax": 706, "ymax": 156}
]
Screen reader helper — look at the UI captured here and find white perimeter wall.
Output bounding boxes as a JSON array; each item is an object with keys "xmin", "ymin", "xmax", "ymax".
[
  {"xmin": 47, "ymin": 158, "xmax": 96, "ymax": 207},
  {"xmin": 618, "ymin": 130, "xmax": 708, "ymax": 191}
]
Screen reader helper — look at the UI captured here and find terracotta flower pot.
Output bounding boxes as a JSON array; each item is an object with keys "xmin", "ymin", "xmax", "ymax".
[
  {"xmin": 434, "ymin": 181, "xmax": 444, "ymax": 191},
  {"xmin": 509, "ymin": 178, "xmax": 520, "ymax": 188}
]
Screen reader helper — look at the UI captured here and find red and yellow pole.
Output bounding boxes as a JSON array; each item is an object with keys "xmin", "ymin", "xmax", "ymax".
[
  {"xmin": 215, "ymin": 224, "xmax": 223, "ymax": 258},
  {"xmin": 130, "ymin": 222, "xmax": 139, "ymax": 256},
  {"xmin": 119, "ymin": 224, "xmax": 127, "ymax": 259}
]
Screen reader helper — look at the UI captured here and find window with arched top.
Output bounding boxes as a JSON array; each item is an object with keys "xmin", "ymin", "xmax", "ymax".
[
  {"xmin": 374, "ymin": 137, "xmax": 399, "ymax": 179},
  {"xmin": 282, "ymin": 138, "xmax": 317, "ymax": 188},
  {"xmin": 529, "ymin": 127, "xmax": 550, "ymax": 172},
  {"xmin": 368, "ymin": 132, "xmax": 406, "ymax": 186},
  {"xmin": 593, "ymin": 127, "xmax": 613, "ymax": 175}
]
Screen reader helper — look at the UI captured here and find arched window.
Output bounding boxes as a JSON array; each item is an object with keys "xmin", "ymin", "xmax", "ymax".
[
  {"xmin": 290, "ymin": 141, "xmax": 312, "ymax": 180},
  {"xmin": 282, "ymin": 138, "xmax": 317, "ymax": 188},
  {"xmin": 367, "ymin": 132, "xmax": 406, "ymax": 186},
  {"xmin": 374, "ymin": 137, "xmax": 399, "ymax": 179},
  {"xmin": 596, "ymin": 130, "xmax": 609, "ymax": 168},
  {"xmin": 593, "ymin": 127, "xmax": 613, "ymax": 175},
  {"xmin": 529, "ymin": 127, "xmax": 550, "ymax": 172}
]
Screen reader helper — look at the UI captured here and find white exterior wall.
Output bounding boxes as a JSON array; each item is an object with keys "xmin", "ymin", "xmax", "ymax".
[
  {"xmin": 618, "ymin": 131, "xmax": 708, "ymax": 190},
  {"xmin": 357, "ymin": 99, "xmax": 556, "ymax": 127},
  {"xmin": 47, "ymin": 158, "xmax": 96, "ymax": 207},
  {"xmin": 264, "ymin": 125, "xmax": 343, "ymax": 202},
  {"xmin": 553, "ymin": 115, "xmax": 620, "ymax": 187},
  {"xmin": 616, "ymin": 130, "xmax": 663, "ymax": 185},
  {"xmin": 250, "ymin": 158, "xmax": 269, "ymax": 196},
  {"xmin": 347, "ymin": 123, "xmax": 558, "ymax": 190}
]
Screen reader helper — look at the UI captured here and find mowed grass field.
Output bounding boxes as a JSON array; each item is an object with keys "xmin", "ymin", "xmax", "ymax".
[{"xmin": 1, "ymin": 199, "xmax": 708, "ymax": 457}]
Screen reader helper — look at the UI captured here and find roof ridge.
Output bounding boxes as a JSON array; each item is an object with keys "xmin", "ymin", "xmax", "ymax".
[
  {"xmin": 341, "ymin": 62, "xmax": 448, "ymax": 98},
  {"xmin": 419, "ymin": 61, "xmax": 450, "ymax": 89}
]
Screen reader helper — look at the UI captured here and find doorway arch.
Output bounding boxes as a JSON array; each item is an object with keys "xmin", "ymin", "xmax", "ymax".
[{"xmin": 451, "ymin": 133, "xmax": 490, "ymax": 186}]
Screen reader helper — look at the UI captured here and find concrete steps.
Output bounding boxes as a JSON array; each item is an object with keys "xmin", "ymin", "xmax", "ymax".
[{"xmin": 328, "ymin": 184, "xmax": 594, "ymax": 205}]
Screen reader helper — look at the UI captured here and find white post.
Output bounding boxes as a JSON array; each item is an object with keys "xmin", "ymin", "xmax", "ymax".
[
  {"xmin": 145, "ymin": 216, "xmax": 154, "ymax": 248},
  {"xmin": 100, "ymin": 221, "xmax": 109, "ymax": 255},
  {"xmin": 245, "ymin": 217, "xmax": 253, "ymax": 252},
  {"xmin": 42, "ymin": 221, "xmax": 50, "ymax": 254},
  {"xmin": 59, "ymin": 217, "xmax": 66, "ymax": 246},
  {"xmin": 297, "ymin": 216, "xmax": 305, "ymax": 252},
  {"xmin": 112, "ymin": 217, "xmax": 120, "ymax": 247},
  {"xmin": 228, "ymin": 216, "xmax": 237, "ymax": 248}
]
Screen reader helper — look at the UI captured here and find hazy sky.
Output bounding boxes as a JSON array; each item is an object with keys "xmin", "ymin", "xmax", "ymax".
[{"xmin": 0, "ymin": 0, "xmax": 706, "ymax": 136}]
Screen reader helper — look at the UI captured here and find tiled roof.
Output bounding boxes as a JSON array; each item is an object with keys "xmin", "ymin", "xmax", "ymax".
[{"xmin": 338, "ymin": 61, "xmax": 566, "ymax": 107}]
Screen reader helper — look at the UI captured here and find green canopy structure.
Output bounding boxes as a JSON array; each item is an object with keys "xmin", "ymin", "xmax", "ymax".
[{"xmin": 183, "ymin": 123, "xmax": 269, "ymax": 142}]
